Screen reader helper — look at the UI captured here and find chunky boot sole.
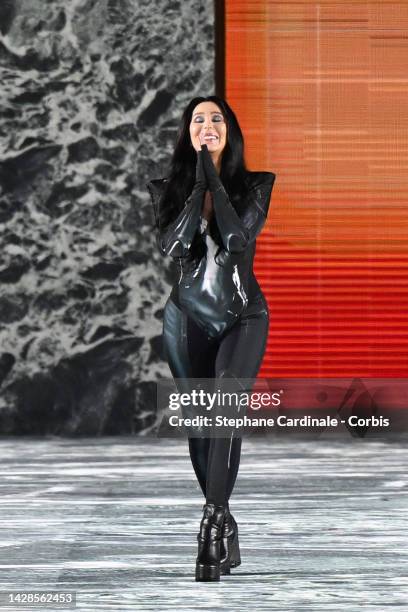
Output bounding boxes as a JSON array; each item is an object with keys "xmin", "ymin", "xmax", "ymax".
[
  {"xmin": 195, "ymin": 563, "xmax": 220, "ymax": 581},
  {"xmin": 219, "ymin": 558, "xmax": 231, "ymax": 575}
]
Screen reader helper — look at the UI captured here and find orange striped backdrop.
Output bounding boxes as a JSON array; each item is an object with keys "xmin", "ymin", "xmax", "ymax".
[{"xmin": 225, "ymin": 0, "xmax": 408, "ymax": 378}]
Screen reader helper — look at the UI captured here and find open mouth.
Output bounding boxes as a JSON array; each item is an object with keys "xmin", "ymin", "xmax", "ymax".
[{"xmin": 203, "ymin": 134, "xmax": 219, "ymax": 142}]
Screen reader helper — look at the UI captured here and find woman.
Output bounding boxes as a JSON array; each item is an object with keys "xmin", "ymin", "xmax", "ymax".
[{"xmin": 147, "ymin": 96, "xmax": 276, "ymax": 581}]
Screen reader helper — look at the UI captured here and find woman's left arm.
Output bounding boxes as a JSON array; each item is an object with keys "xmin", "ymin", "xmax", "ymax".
[{"xmin": 200, "ymin": 145, "xmax": 276, "ymax": 253}]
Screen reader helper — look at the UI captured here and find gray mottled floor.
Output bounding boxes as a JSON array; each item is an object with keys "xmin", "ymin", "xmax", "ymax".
[{"xmin": 0, "ymin": 436, "xmax": 406, "ymax": 611}]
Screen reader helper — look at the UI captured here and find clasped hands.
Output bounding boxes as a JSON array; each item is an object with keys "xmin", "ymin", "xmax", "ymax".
[{"xmin": 194, "ymin": 140, "xmax": 220, "ymax": 194}]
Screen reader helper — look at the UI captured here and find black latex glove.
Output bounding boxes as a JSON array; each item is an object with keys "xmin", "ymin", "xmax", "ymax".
[
  {"xmin": 194, "ymin": 148, "xmax": 208, "ymax": 192},
  {"xmin": 199, "ymin": 144, "xmax": 221, "ymax": 193},
  {"xmin": 200, "ymin": 144, "xmax": 276, "ymax": 253},
  {"xmin": 146, "ymin": 151, "xmax": 207, "ymax": 258}
]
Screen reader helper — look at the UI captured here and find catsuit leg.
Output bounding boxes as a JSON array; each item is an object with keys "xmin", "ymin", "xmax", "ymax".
[
  {"xmin": 162, "ymin": 293, "xmax": 269, "ymax": 503},
  {"xmin": 206, "ymin": 293, "xmax": 270, "ymax": 505},
  {"xmin": 162, "ymin": 297, "xmax": 217, "ymax": 497}
]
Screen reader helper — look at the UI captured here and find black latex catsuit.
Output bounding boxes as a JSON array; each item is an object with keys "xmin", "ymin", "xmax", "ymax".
[{"xmin": 147, "ymin": 145, "xmax": 276, "ymax": 506}]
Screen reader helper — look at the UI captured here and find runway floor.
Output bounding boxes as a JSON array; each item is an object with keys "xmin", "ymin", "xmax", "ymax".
[{"xmin": 0, "ymin": 435, "xmax": 406, "ymax": 611}]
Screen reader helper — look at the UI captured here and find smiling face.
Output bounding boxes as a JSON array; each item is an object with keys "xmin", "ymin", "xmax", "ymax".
[{"xmin": 189, "ymin": 101, "xmax": 227, "ymax": 155}]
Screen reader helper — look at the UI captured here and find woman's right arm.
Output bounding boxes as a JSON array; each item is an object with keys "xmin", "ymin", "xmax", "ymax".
[{"xmin": 147, "ymin": 152, "xmax": 207, "ymax": 258}]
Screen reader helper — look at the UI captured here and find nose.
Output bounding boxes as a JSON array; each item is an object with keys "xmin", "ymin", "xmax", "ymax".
[{"xmin": 202, "ymin": 118, "xmax": 215, "ymax": 130}]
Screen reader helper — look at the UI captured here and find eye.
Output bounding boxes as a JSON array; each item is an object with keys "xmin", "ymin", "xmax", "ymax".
[
  {"xmin": 213, "ymin": 114, "xmax": 224, "ymax": 121},
  {"xmin": 193, "ymin": 116, "xmax": 204, "ymax": 122}
]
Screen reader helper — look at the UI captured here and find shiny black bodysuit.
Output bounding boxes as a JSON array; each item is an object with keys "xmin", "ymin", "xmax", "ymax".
[{"xmin": 147, "ymin": 146, "xmax": 276, "ymax": 505}]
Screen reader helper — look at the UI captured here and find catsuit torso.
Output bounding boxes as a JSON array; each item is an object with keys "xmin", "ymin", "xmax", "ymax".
[
  {"xmin": 168, "ymin": 214, "xmax": 269, "ymax": 328},
  {"xmin": 147, "ymin": 145, "xmax": 275, "ymax": 335}
]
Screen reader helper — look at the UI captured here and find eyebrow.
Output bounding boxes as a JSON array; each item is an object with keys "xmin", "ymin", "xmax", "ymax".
[{"xmin": 192, "ymin": 111, "xmax": 223, "ymax": 117}]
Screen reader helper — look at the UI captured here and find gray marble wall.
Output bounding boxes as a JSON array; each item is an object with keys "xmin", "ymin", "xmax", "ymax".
[{"xmin": 0, "ymin": 0, "xmax": 215, "ymax": 434}]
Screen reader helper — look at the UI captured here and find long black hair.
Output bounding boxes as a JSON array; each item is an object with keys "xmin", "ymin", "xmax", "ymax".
[{"xmin": 155, "ymin": 96, "xmax": 250, "ymax": 241}]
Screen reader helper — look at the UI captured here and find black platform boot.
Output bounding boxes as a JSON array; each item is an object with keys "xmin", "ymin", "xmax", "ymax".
[
  {"xmin": 220, "ymin": 503, "xmax": 241, "ymax": 575},
  {"xmin": 195, "ymin": 503, "xmax": 226, "ymax": 582}
]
